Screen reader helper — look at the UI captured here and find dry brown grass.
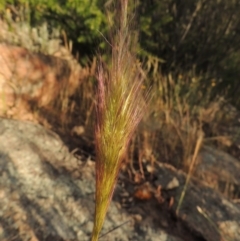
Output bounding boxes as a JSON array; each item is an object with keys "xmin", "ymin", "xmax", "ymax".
[
  {"xmin": 123, "ymin": 72, "xmax": 206, "ymax": 178},
  {"xmin": 119, "ymin": 67, "xmax": 237, "ymax": 208}
]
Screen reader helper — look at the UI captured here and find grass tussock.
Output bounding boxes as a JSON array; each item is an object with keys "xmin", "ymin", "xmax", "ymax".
[{"xmin": 125, "ymin": 72, "xmax": 206, "ymax": 177}]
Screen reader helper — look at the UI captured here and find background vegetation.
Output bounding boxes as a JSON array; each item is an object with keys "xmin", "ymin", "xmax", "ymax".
[{"xmin": 1, "ymin": 0, "xmax": 240, "ymax": 106}]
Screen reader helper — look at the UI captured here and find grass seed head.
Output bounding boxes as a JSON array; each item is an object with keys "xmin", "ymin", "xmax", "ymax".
[{"xmin": 91, "ymin": 1, "xmax": 147, "ymax": 240}]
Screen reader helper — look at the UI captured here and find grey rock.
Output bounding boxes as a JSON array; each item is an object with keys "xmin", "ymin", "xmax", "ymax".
[{"xmin": 0, "ymin": 118, "xmax": 183, "ymax": 241}]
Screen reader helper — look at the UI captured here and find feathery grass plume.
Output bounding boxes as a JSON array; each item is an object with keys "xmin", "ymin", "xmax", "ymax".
[{"xmin": 91, "ymin": 1, "xmax": 147, "ymax": 240}]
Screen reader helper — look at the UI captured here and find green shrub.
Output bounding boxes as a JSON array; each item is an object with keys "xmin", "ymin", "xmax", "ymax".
[{"xmin": 0, "ymin": 0, "xmax": 105, "ymax": 63}]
